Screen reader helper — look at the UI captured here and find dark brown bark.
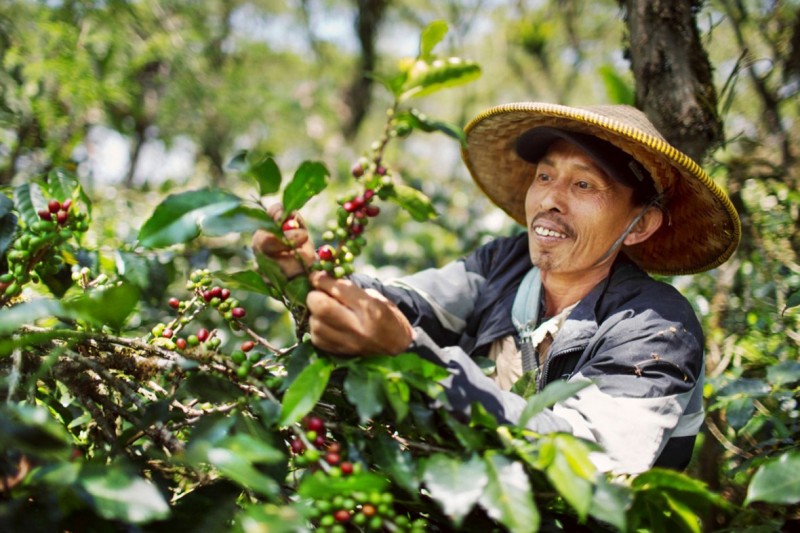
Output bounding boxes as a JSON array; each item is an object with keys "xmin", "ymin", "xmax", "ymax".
[
  {"xmin": 620, "ymin": 0, "xmax": 723, "ymax": 162},
  {"xmin": 342, "ymin": 0, "xmax": 390, "ymax": 140}
]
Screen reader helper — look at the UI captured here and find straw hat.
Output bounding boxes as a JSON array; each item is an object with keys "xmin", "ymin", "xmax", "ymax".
[{"xmin": 462, "ymin": 102, "xmax": 741, "ymax": 275}]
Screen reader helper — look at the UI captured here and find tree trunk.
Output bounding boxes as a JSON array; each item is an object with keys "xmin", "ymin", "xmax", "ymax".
[
  {"xmin": 620, "ymin": 0, "xmax": 722, "ymax": 162},
  {"xmin": 342, "ymin": 0, "xmax": 390, "ymax": 140}
]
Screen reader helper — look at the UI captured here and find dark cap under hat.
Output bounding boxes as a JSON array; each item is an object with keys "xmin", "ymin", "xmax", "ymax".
[{"xmin": 515, "ymin": 127, "xmax": 658, "ymax": 204}]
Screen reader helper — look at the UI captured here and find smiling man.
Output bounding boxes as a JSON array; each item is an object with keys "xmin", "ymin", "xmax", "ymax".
[{"xmin": 252, "ymin": 102, "xmax": 741, "ymax": 474}]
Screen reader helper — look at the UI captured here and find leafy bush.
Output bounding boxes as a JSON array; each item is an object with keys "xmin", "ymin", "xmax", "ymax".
[{"xmin": 1, "ymin": 21, "xmax": 798, "ymax": 533}]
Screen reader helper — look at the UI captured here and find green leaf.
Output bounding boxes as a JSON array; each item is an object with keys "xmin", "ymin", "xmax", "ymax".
[
  {"xmin": 343, "ymin": 366, "xmax": 385, "ymax": 423},
  {"xmin": 598, "ymin": 64, "xmax": 635, "ymax": 106},
  {"xmin": 78, "ymin": 465, "xmax": 170, "ymax": 524},
  {"xmin": 394, "ymin": 109, "xmax": 467, "ymax": 147},
  {"xmin": 518, "ymin": 379, "xmax": 591, "ymax": 427},
  {"xmin": 14, "ymin": 182, "xmax": 46, "ymax": 228},
  {"xmin": 510, "ymin": 370, "xmax": 539, "ymax": 398},
  {"xmin": 0, "ymin": 298, "xmax": 63, "ymax": 336},
  {"xmin": 200, "ymin": 205, "xmax": 278, "ymax": 237},
  {"xmin": 399, "ymin": 57, "xmax": 481, "ymax": 101},
  {"xmin": 419, "ymin": 20, "xmax": 449, "ymax": 60},
  {"xmin": 255, "ymin": 254, "xmax": 289, "ymax": 294},
  {"xmin": 541, "ymin": 434, "xmax": 595, "ymax": 520},
  {"xmin": 138, "ymin": 188, "xmax": 242, "ymax": 248},
  {"xmin": 227, "ymin": 150, "xmax": 249, "ymax": 171},
  {"xmin": 214, "ymin": 269, "xmax": 274, "ymax": 296},
  {"xmin": 443, "ymin": 411, "xmax": 487, "ymax": 451},
  {"xmin": 188, "ymin": 441, "xmax": 280, "ymax": 497},
  {"xmin": 279, "ymin": 356, "xmax": 333, "ymax": 426},
  {"xmin": 180, "ymin": 372, "xmax": 244, "ymax": 403},
  {"xmin": 717, "ymin": 377, "xmax": 770, "ymax": 397},
  {"xmin": 745, "ymin": 451, "xmax": 800, "ymax": 505},
  {"xmin": 282, "ymin": 161, "xmax": 329, "ymax": 215},
  {"xmin": 250, "ymin": 156, "xmax": 282, "ymax": 197},
  {"xmin": 382, "ymin": 377, "xmax": 410, "ymax": 421},
  {"xmin": 0, "ymin": 404, "xmax": 72, "ymax": 459},
  {"xmin": 284, "ymin": 275, "xmax": 310, "ymax": 308},
  {"xmin": 371, "ymin": 432, "xmax": 419, "ymax": 495},
  {"xmin": 385, "ymin": 183, "xmax": 437, "ymax": 222},
  {"xmin": 46, "ymin": 168, "xmax": 92, "ymax": 216},
  {"xmin": 766, "ymin": 360, "xmax": 800, "ymax": 386},
  {"xmin": 589, "ymin": 476, "xmax": 631, "ymax": 532},
  {"xmin": 298, "ymin": 470, "xmax": 389, "ymax": 500},
  {"xmin": 63, "ymin": 282, "xmax": 140, "ymax": 331},
  {"xmin": 724, "ymin": 396, "xmax": 755, "ymax": 430},
  {"xmin": 478, "ymin": 453, "xmax": 539, "ymax": 533},
  {"xmin": 234, "ymin": 502, "xmax": 308, "ymax": 533},
  {"xmin": 0, "ymin": 194, "xmax": 17, "ymax": 256},
  {"xmin": 786, "ymin": 289, "xmax": 800, "ymax": 311},
  {"xmin": 217, "ymin": 433, "xmax": 284, "ymax": 464},
  {"xmin": 423, "ymin": 453, "xmax": 487, "ymax": 525}
]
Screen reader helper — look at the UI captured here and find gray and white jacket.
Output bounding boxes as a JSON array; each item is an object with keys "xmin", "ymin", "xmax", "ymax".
[{"xmin": 353, "ymin": 233, "xmax": 705, "ymax": 474}]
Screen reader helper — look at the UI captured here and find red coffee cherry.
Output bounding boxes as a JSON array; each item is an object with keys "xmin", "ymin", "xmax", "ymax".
[
  {"xmin": 333, "ymin": 510, "xmax": 351, "ymax": 523},
  {"xmin": 340, "ymin": 461, "xmax": 354, "ymax": 475},
  {"xmin": 306, "ymin": 416, "xmax": 325, "ymax": 433},
  {"xmin": 290, "ymin": 438, "xmax": 304, "ymax": 454},
  {"xmin": 241, "ymin": 340, "xmax": 255, "ymax": 352},
  {"xmin": 162, "ymin": 328, "xmax": 174, "ymax": 339},
  {"xmin": 62, "ymin": 199, "xmax": 72, "ymax": 211},
  {"xmin": 282, "ymin": 218, "xmax": 300, "ymax": 231},
  {"xmin": 38, "ymin": 209, "xmax": 52, "ymax": 221},
  {"xmin": 231, "ymin": 307, "xmax": 246, "ymax": 318},
  {"xmin": 220, "ymin": 288, "xmax": 231, "ymax": 301},
  {"xmin": 56, "ymin": 211, "xmax": 68, "ymax": 225},
  {"xmin": 168, "ymin": 297, "xmax": 180, "ymax": 309},
  {"xmin": 325, "ymin": 452, "xmax": 340, "ymax": 466},
  {"xmin": 48, "ymin": 200, "xmax": 62, "ymax": 213},
  {"xmin": 317, "ymin": 245, "xmax": 334, "ymax": 261},
  {"xmin": 196, "ymin": 328, "xmax": 210, "ymax": 342},
  {"xmin": 175, "ymin": 338, "xmax": 187, "ymax": 350}
]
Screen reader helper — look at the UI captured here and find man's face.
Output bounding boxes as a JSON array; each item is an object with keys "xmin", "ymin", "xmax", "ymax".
[{"xmin": 524, "ymin": 139, "xmax": 639, "ymax": 275}]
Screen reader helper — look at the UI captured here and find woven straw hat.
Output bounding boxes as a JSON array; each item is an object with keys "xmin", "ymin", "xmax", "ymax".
[{"xmin": 462, "ymin": 102, "xmax": 741, "ymax": 275}]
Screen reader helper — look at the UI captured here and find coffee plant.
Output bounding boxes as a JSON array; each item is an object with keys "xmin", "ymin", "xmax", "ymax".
[{"xmin": 1, "ymin": 21, "xmax": 797, "ymax": 533}]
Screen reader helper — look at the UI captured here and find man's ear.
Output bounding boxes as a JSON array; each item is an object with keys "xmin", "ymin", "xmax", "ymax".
[{"xmin": 623, "ymin": 206, "xmax": 663, "ymax": 246}]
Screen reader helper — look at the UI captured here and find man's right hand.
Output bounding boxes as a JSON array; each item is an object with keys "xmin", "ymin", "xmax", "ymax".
[{"xmin": 251, "ymin": 204, "xmax": 316, "ymax": 279}]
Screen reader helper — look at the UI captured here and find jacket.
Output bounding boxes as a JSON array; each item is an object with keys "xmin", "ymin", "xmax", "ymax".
[{"xmin": 353, "ymin": 233, "xmax": 705, "ymax": 474}]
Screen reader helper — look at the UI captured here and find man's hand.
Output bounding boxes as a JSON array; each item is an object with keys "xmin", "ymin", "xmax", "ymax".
[
  {"xmin": 307, "ymin": 271, "xmax": 415, "ymax": 356},
  {"xmin": 251, "ymin": 204, "xmax": 316, "ymax": 279}
]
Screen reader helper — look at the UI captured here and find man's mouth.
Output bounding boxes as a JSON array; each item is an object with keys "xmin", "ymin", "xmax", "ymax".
[{"xmin": 533, "ymin": 226, "xmax": 568, "ymax": 239}]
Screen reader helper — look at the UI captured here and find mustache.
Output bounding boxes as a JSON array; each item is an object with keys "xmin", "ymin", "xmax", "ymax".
[{"xmin": 530, "ymin": 213, "xmax": 575, "ymax": 238}]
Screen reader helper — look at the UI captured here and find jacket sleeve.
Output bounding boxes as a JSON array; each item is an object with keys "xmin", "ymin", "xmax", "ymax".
[{"xmin": 408, "ymin": 327, "xmax": 572, "ymax": 434}]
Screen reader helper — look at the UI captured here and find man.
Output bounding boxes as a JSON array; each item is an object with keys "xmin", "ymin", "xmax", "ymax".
[{"xmin": 252, "ymin": 103, "xmax": 741, "ymax": 474}]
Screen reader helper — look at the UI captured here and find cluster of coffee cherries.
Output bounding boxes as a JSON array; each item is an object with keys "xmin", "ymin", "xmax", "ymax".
[
  {"xmin": 289, "ymin": 416, "xmax": 424, "ymax": 532},
  {"xmin": 315, "ymin": 188, "xmax": 382, "ymax": 279},
  {"xmin": 183, "ymin": 269, "xmax": 247, "ymax": 326},
  {"xmin": 289, "ymin": 416, "xmax": 355, "ymax": 472},
  {"xmin": 154, "ymin": 269, "xmax": 272, "ymax": 380},
  {"xmin": 308, "ymin": 490, "xmax": 425, "ymax": 533},
  {"xmin": 0, "ymin": 197, "xmax": 88, "ymax": 301}
]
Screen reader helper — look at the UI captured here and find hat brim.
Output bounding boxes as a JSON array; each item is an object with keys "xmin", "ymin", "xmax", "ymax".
[{"xmin": 462, "ymin": 102, "xmax": 741, "ymax": 275}]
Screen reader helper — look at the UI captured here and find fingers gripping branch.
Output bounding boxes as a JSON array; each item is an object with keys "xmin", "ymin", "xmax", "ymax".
[{"xmin": 307, "ymin": 272, "xmax": 414, "ymax": 356}]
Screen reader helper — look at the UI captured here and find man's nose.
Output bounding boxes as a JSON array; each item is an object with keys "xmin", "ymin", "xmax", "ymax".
[{"xmin": 538, "ymin": 180, "xmax": 568, "ymax": 213}]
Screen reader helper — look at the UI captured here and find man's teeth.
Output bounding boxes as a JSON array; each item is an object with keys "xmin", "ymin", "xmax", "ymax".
[{"xmin": 534, "ymin": 226, "xmax": 567, "ymax": 238}]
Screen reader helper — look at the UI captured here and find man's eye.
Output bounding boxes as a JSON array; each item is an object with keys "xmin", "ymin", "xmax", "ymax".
[
  {"xmin": 536, "ymin": 173, "xmax": 551, "ymax": 182},
  {"xmin": 576, "ymin": 181, "xmax": 590, "ymax": 189}
]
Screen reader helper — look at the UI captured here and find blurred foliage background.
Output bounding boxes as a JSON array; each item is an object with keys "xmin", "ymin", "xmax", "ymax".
[{"xmin": 1, "ymin": 0, "xmax": 799, "ymax": 529}]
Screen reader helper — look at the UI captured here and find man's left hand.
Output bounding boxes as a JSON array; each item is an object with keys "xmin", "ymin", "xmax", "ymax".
[{"xmin": 306, "ymin": 271, "xmax": 415, "ymax": 356}]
